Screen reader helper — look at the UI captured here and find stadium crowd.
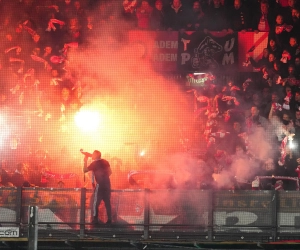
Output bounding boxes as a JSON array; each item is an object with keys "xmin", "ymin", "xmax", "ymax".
[{"xmin": 0, "ymin": 0, "xmax": 300, "ymax": 190}]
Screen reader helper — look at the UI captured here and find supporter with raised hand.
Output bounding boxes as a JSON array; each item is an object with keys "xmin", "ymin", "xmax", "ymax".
[
  {"xmin": 4, "ymin": 45, "xmax": 25, "ymax": 75},
  {"xmin": 247, "ymin": 48, "xmax": 270, "ymax": 70},
  {"xmin": 269, "ymin": 14, "xmax": 292, "ymax": 50},
  {"xmin": 268, "ymin": 60, "xmax": 288, "ymax": 87},
  {"xmin": 122, "ymin": 0, "xmax": 138, "ymax": 26},
  {"xmin": 1, "ymin": 28, "xmax": 18, "ymax": 57},
  {"xmin": 257, "ymin": 66, "xmax": 273, "ymax": 91},
  {"xmin": 264, "ymin": 91, "xmax": 283, "ymax": 119},
  {"xmin": 274, "ymin": 110, "xmax": 295, "ymax": 142}
]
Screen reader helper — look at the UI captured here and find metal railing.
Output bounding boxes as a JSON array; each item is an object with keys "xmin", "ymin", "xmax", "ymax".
[{"xmin": 1, "ymin": 187, "xmax": 300, "ymax": 243}]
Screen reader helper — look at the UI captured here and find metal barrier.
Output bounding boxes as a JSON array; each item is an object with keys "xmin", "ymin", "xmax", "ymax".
[{"xmin": 1, "ymin": 187, "xmax": 300, "ymax": 243}]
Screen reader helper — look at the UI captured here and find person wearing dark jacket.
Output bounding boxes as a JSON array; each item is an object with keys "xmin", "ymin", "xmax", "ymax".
[
  {"xmin": 228, "ymin": 0, "xmax": 250, "ymax": 32},
  {"xmin": 203, "ymin": 0, "xmax": 230, "ymax": 32},
  {"xmin": 83, "ymin": 150, "xmax": 112, "ymax": 225},
  {"xmin": 150, "ymin": 0, "xmax": 166, "ymax": 30},
  {"xmin": 165, "ymin": 0, "xmax": 189, "ymax": 30},
  {"xmin": 252, "ymin": 0, "xmax": 275, "ymax": 33}
]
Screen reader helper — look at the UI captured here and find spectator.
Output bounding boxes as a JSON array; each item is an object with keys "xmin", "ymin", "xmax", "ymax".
[
  {"xmin": 150, "ymin": 0, "xmax": 166, "ymax": 30},
  {"xmin": 268, "ymin": 37, "xmax": 283, "ymax": 60},
  {"xmin": 293, "ymin": 109, "xmax": 300, "ymax": 131},
  {"xmin": 285, "ymin": 36, "xmax": 300, "ymax": 62},
  {"xmin": 269, "ymin": 59, "xmax": 287, "ymax": 81},
  {"xmin": 274, "ymin": 111, "xmax": 295, "ymax": 142},
  {"xmin": 165, "ymin": 0, "xmax": 189, "ymax": 31},
  {"xmin": 269, "ymin": 14, "xmax": 292, "ymax": 50},
  {"xmin": 11, "ymin": 163, "xmax": 27, "ymax": 187},
  {"xmin": 264, "ymin": 91, "xmax": 283, "ymax": 119},
  {"xmin": 280, "ymin": 0, "xmax": 298, "ymax": 25},
  {"xmin": 246, "ymin": 106, "xmax": 269, "ymax": 134},
  {"xmin": 285, "ymin": 64, "xmax": 299, "ymax": 87},
  {"xmin": 122, "ymin": 0, "xmax": 138, "ymax": 25},
  {"xmin": 290, "ymin": 7, "xmax": 300, "ymax": 40},
  {"xmin": 136, "ymin": 0, "xmax": 153, "ymax": 29},
  {"xmin": 267, "ymin": 52, "xmax": 278, "ymax": 71},
  {"xmin": 290, "ymin": 90, "xmax": 300, "ymax": 112},
  {"xmin": 247, "ymin": 48, "xmax": 270, "ymax": 70},
  {"xmin": 203, "ymin": 0, "xmax": 231, "ymax": 33},
  {"xmin": 252, "ymin": 0, "xmax": 275, "ymax": 33},
  {"xmin": 293, "ymin": 56, "xmax": 300, "ymax": 78},
  {"xmin": 59, "ymin": 0, "xmax": 76, "ymax": 21},
  {"xmin": 74, "ymin": 0, "xmax": 87, "ymax": 28},
  {"xmin": 228, "ymin": 0, "xmax": 250, "ymax": 32},
  {"xmin": 0, "ymin": 160, "xmax": 11, "ymax": 186},
  {"xmin": 186, "ymin": 0, "xmax": 205, "ymax": 31}
]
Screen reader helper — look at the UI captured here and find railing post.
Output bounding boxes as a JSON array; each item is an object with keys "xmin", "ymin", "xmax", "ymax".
[
  {"xmin": 16, "ymin": 187, "xmax": 22, "ymax": 227},
  {"xmin": 80, "ymin": 188, "xmax": 86, "ymax": 238},
  {"xmin": 207, "ymin": 189, "xmax": 213, "ymax": 241},
  {"xmin": 143, "ymin": 189, "xmax": 150, "ymax": 240},
  {"xmin": 272, "ymin": 190, "xmax": 278, "ymax": 242},
  {"xmin": 28, "ymin": 206, "xmax": 38, "ymax": 250}
]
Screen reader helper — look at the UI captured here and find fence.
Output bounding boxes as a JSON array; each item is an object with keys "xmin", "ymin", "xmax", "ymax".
[{"xmin": 1, "ymin": 187, "xmax": 300, "ymax": 243}]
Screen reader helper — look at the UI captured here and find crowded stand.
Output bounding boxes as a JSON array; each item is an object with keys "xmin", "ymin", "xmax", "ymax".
[{"xmin": 0, "ymin": 0, "xmax": 300, "ymax": 192}]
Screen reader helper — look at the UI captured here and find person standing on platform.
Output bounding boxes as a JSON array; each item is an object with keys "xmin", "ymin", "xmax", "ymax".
[{"xmin": 83, "ymin": 150, "xmax": 112, "ymax": 225}]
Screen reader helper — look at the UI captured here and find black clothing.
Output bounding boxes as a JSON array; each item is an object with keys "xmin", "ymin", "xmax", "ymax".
[
  {"xmin": 228, "ymin": 5, "xmax": 250, "ymax": 31},
  {"xmin": 252, "ymin": 11, "xmax": 275, "ymax": 32},
  {"xmin": 88, "ymin": 159, "xmax": 112, "ymax": 223},
  {"xmin": 150, "ymin": 8, "xmax": 166, "ymax": 30},
  {"xmin": 88, "ymin": 159, "xmax": 111, "ymax": 189},
  {"xmin": 203, "ymin": 6, "xmax": 229, "ymax": 31},
  {"xmin": 165, "ymin": 5, "xmax": 189, "ymax": 30},
  {"xmin": 11, "ymin": 171, "xmax": 25, "ymax": 187}
]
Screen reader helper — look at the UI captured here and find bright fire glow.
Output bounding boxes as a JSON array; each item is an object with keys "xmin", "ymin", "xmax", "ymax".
[
  {"xmin": 74, "ymin": 110, "xmax": 102, "ymax": 132},
  {"xmin": 289, "ymin": 141, "xmax": 295, "ymax": 149}
]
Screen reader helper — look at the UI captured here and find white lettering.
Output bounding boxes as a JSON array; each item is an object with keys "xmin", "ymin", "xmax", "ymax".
[
  {"xmin": 222, "ymin": 52, "xmax": 234, "ymax": 65},
  {"xmin": 0, "ymin": 227, "xmax": 19, "ymax": 237},
  {"xmin": 181, "ymin": 53, "xmax": 190, "ymax": 64},
  {"xmin": 224, "ymin": 38, "xmax": 235, "ymax": 52},
  {"xmin": 214, "ymin": 211, "xmax": 262, "ymax": 233},
  {"xmin": 153, "ymin": 54, "xmax": 177, "ymax": 61},
  {"xmin": 154, "ymin": 41, "xmax": 178, "ymax": 49},
  {"xmin": 181, "ymin": 38, "xmax": 190, "ymax": 51}
]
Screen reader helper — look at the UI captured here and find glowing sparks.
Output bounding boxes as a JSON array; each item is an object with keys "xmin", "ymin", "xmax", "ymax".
[{"xmin": 74, "ymin": 110, "xmax": 102, "ymax": 132}]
